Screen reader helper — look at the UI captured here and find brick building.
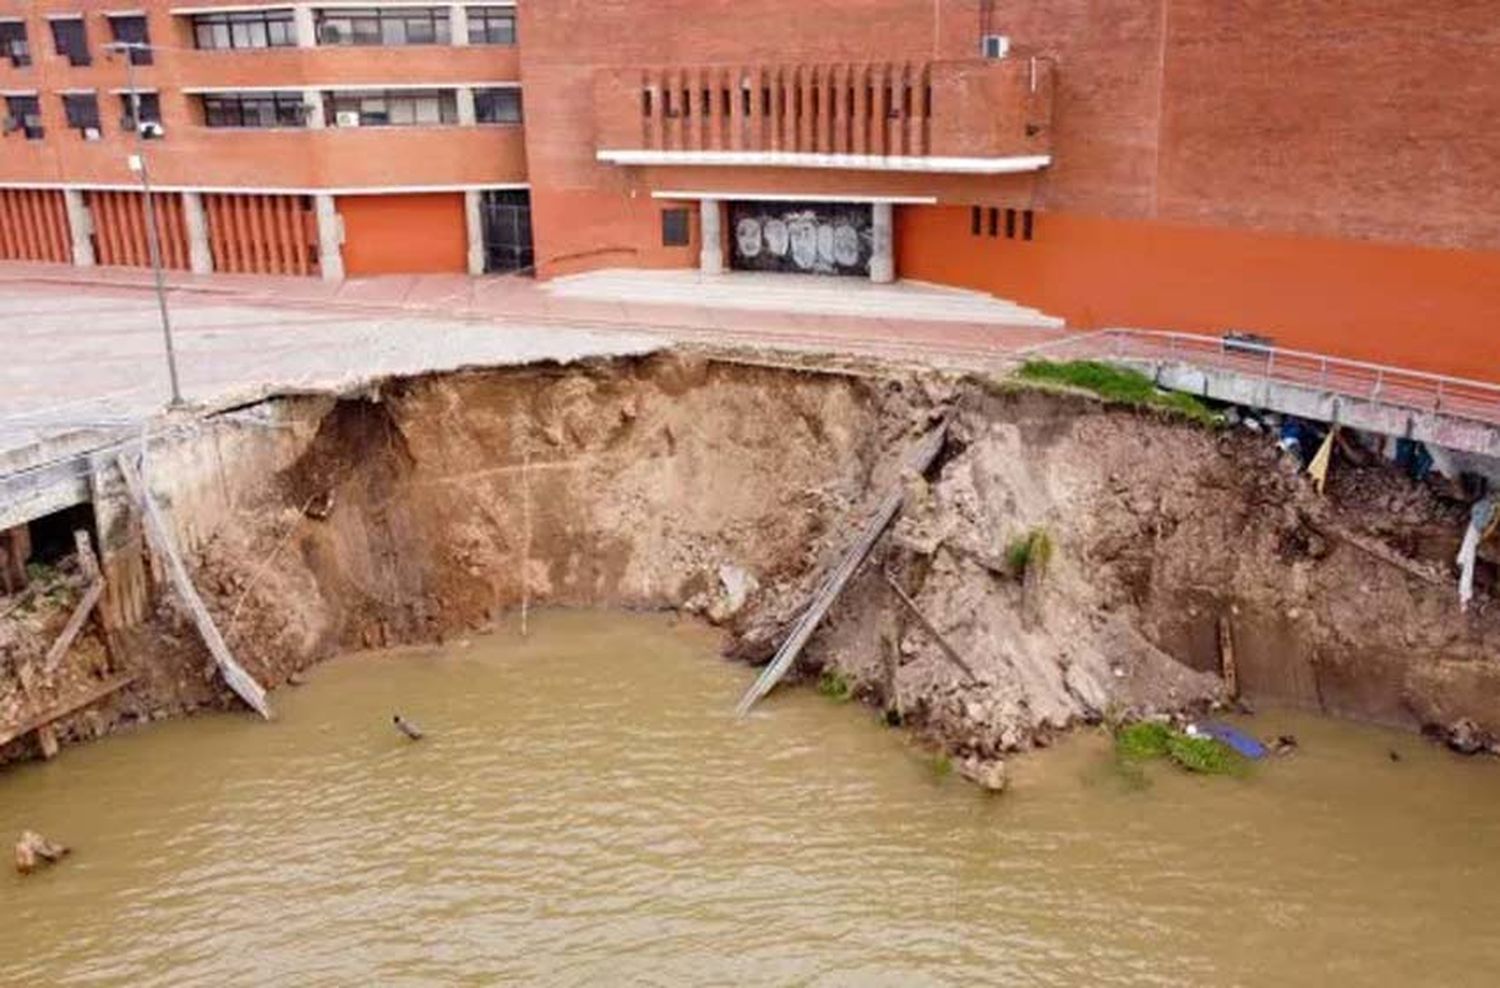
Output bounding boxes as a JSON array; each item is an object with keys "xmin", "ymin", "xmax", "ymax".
[{"xmin": 0, "ymin": 1, "xmax": 1496, "ymax": 377}]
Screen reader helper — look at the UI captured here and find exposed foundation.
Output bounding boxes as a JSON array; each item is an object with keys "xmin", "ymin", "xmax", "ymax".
[{"xmin": 3, "ymin": 354, "xmax": 1498, "ymax": 766}]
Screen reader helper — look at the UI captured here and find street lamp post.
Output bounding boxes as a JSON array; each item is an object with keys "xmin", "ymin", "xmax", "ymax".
[{"xmin": 109, "ymin": 40, "xmax": 184, "ymax": 408}]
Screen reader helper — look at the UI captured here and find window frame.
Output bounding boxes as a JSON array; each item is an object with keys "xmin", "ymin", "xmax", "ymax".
[
  {"xmin": 192, "ymin": 10, "xmax": 297, "ymax": 51},
  {"xmin": 5, "ymin": 94, "xmax": 44, "ymax": 139},
  {"xmin": 325, "ymin": 88, "xmax": 458, "ymax": 128},
  {"xmin": 474, "ymin": 87, "xmax": 522, "ymax": 125},
  {"xmin": 0, "ymin": 21, "xmax": 31, "ymax": 67},
  {"xmin": 467, "ymin": 6, "xmax": 516, "ymax": 45},
  {"xmin": 315, "ymin": 7, "xmax": 451, "ymax": 47},
  {"xmin": 107, "ymin": 14, "xmax": 152, "ymax": 65},
  {"xmin": 61, "ymin": 92, "xmax": 102, "ymax": 133},
  {"xmin": 661, "ymin": 208, "xmax": 691, "ymax": 248},
  {"xmin": 50, "ymin": 17, "xmax": 91, "ymax": 67},
  {"xmin": 120, "ymin": 91, "xmax": 162, "ymax": 130},
  {"xmin": 200, "ymin": 91, "xmax": 307, "ymax": 129}
]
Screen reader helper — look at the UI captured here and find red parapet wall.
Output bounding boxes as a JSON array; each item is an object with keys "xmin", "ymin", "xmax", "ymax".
[
  {"xmin": 898, "ymin": 205, "xmax": 1500, "ymax": 382},
  {"xmin": 593, "ymin": 58, "xmax": 1051, "ymax": 162},
  {"xmin": 0, "ymin": 189, "xmax": 72, "ymax": 264}
]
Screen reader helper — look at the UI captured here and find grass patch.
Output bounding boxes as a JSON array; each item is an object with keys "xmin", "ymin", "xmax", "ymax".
[
  {"xmin": 1006, "ymin": 527, "xmax": 1054, "ymax": 579},
  {"xmin": 931, "ymin": 752, "xmax": 954, "ymax": 778},
  {"xmin": 1017, "ymin": 360, "xmax": 1218, "ymax": 425},
  {"xmin": 1114, "ymin": 721, "xmax": 1249, "ymax": 777},
  {"xmin": 817, "ymin": 668, "xmax": 853, "ymax": 702}
]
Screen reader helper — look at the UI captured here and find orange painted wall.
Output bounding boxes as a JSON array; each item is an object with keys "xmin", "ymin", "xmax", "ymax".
[
  {"xmin": 338, "ymin": 193, "xmax": 466, "ymax": 276},
  {"xmin": 898, "ymin": 206, "xmax": 1500, "ymax": 382}
]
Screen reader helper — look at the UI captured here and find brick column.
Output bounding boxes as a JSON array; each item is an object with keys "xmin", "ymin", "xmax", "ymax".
[
  {"xmin": 62, "ymin": 188, "xmax": 95, "ymax": 268},
  {"xmin": 699, "ymin": 198, "xmax": 724, "ymax": 275},
  {"xmin": 465, "ymin": 189, "xmax": 485, "ymax": 276},
  {"xmin": 181, "ymin": 191, "xmax": 213, "ymax": 274},
  {"xmin": 870, "ymin": 201, "xmax": 894, "ymax": 283},
  {"xmin": 314, "ymin": 194, "xmax": 344, "ymax": 281}
]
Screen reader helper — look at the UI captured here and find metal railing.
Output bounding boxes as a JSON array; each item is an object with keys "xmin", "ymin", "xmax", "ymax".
[{"xmin": 1026, "ymin": 329, "xmax": 1500, "ymax": 428}]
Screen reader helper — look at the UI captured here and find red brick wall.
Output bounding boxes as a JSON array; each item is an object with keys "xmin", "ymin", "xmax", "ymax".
[{"xmin": 899, "ymin": 205, "xmax": 1500, "ymax": 381}]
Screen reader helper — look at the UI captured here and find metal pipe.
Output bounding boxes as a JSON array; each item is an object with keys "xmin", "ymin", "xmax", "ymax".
[{"xmin": 117, "ymin": 43, "xmax": 184, "ymax": 408}]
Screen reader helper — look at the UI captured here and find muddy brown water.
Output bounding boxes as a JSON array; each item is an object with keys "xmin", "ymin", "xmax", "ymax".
[{"xmin": 2, "ymin": 611, "xmax": 1498, "ymax": 987}]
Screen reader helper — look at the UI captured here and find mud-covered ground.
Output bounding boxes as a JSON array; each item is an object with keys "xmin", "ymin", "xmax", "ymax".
[{"xmin": 4, "ymin": 354, "xmax": 1498, "ymax": 769}]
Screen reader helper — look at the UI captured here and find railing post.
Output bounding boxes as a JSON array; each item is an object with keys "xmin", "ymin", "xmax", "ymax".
[
  {"xmin": 1435, "ymin": 379, "xmax": 1445, "ymax": 414},
  {"xmin": 1371, "ymin": 368, "xmax": 1383, "ymax": 401}
]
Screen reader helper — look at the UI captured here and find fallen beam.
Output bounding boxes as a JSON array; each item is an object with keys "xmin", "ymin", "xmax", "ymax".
[
  {"xmin": 116, "ymin": 453, "xmax": 272, "ymax": 719},
  {"xmin": 0, "ymin": 673, "xmax": 135, "ymax": 749},
  {"xmin": 41, "ymin": 579, "xmax": 103, "ymax": 676},
  {"xmin": 881, "ymin": 569, "xmax": 981, "ymax": 685},
  {"xmin": 1320, "ymin": 522, "xmax": 1446, "ymax": 588},
  {"xmin": 735, "ymin": 419, "xmax": 949, "ymax": 716}
]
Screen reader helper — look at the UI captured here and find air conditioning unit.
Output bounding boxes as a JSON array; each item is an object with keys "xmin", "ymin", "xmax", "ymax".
[
  {"xmin": 139, "ymin": 121, "xmax": 164, "ymax": 139},
  {"xmin": 335, "ymin": 110, "xmax": 360, "ymax": 128},
  {"xmin": 82, "ymin": 126, "xmax": 102, "ymax": 141},
  {"xmin": 981, "ymin": 34, "xmax": 1011, "ymax": 60}
]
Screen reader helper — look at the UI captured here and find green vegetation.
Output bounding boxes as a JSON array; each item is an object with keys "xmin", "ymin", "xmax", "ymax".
[
  {"xmin": 1006, "ymin": 527, "xmax": 1054, "ymax": 580},
  {"xmin": 817, "ymin": 668, "xmax": 853, "ymax": 702},
  {"xmin": 931, "ymin": 752, "xmax": 954, "ymax": 778},
  {"xmin": 1114, "ymin": 721, "xmax": 1250, "ymax": 777},
  {"xmin": 1017, "ymin": 360, "xmax": 1219, "ymax": 425}
]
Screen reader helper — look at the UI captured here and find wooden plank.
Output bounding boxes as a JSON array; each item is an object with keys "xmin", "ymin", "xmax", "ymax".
[
  {"xmin": 881, "ymin": 569, "xmax": 981, "ymax": 685},
  {"xmin": 116, "ymin": 453, "xmax": 272, "ymax": 719},
  {"xmin": 40, "ymin": 579, "xmax": 103, "ymax": 676},
  {"xmin": 735, "ymin": 419, "xmax": 948, "ymax": 715},
  {"xmin": 1219, "ymin": 615, "xmax": 1238, "ymax": 698},
  {"xmin": 0, "ymin": 673, "xmax": 136, "ymax": 749},
  {"xmin": 1320, "ymin": 522, "xmax": 1446, "ymax": 587}
]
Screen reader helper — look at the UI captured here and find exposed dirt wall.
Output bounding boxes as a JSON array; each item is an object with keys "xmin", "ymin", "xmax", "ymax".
[{"xmin": 5, "ymin": 354, "xmax": 1499, "ymax": 767}]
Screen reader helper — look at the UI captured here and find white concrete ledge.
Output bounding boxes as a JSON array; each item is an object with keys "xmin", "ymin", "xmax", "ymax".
[{"xmin": 598, "ymin": 149, "xmax": 1052, "ymax": 175}]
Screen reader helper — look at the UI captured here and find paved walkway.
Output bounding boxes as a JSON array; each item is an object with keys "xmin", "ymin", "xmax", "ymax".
[{"xmin": 0, "ymin": 263, "xmax": 1072, "ymax": 467}]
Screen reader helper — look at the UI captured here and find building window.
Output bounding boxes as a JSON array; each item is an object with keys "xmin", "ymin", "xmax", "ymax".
[
  {"xmin": 0, "ymin": 21, "xmax": 30, "ymax": 67},
  {"xmin": 970, "ymin": 206, "xmax": 981, "ymax": 236},
  {"xmin": 1022, "ymin": 209, "xmax": 1035, "ymax": 241},
  {"xmin": 107, "ymin": 15, "xmax": 152, "ymax": 65},
  {"xmin": 1005, "ymin": 208, "xmax": 1017, "ymax": 238},
  {"xmin": 61, "ymin": 93, "xmax": 101, "ymax": 134},
  {"xmin": 201, "ymin": 91, "xmax": 306, "ymax": 128},
  {"xmin": 120, "ymin": 92, "xmax": 162, "ymax": 130},
  {"xmin": 987, "ymin": 207, "xmax": 999, "ymax": 237},
  {"xmin": 51, "ymin": 17, "xmax": 90, "ymax": 67},
  {"xmin": 661, "ymin": 208, "xmax": 690, "ymax": 247},
  {"xmin": 474, "ymin": 87, "xmax": 522, "ymax": 125},
  {"xmin": 4, "ymin": 95, "xmax": 43, "ymax": 139},
  {"xmin": 193, "ymin": 10, "xmax": 297, "ymax": 50},
  {"xmin": 315, "ymin": 7, "xmax": 450, "ymax": 46},
  {"xmin": 467, "ymin": 6, "xmax": 516, "ymax": 45},
  {"xmin": 325, "ymin": 89, "xmax": 458, "ymax": 127}
]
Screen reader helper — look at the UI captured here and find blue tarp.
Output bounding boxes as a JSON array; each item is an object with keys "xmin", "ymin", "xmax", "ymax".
[{"xmin": 1198, "ymin": 722, "xmax": 1268, "ymax": 760}]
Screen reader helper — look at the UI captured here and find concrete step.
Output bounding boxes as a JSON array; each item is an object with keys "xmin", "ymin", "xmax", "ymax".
[{"xmin": 545, "ymin": 270, "xmax": 1066, "ymax": 328}]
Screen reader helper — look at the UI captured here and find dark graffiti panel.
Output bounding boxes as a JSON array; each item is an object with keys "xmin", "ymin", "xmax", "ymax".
[{"xmin": 729, "ymin": 201, "xmax": 872, "ymax": 276}]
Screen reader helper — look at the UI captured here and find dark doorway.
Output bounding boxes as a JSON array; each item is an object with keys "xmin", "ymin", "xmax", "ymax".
[
  {"xmin": 481, "ymin": 189, "xmax": 534, "ymax": 274},
  {"xmin": 729, "ymin": 201, "xmax": 872, "ymax": 277}
]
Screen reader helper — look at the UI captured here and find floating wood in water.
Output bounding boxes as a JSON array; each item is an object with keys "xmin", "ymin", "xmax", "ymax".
[
  {"xmin": 735, "ymin": 419, "xmax": 949, "ymax": 716},
  {"xmin": 116, "ymin": 453, "xmax": 272, "ymax": 720},
  {"xmin": 0, "ymin": 673, "xmax": 136, "ymax": 749},
  {"xmin": 881, "ymin": 570, "xmax": 981, "ymax": 685}
]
